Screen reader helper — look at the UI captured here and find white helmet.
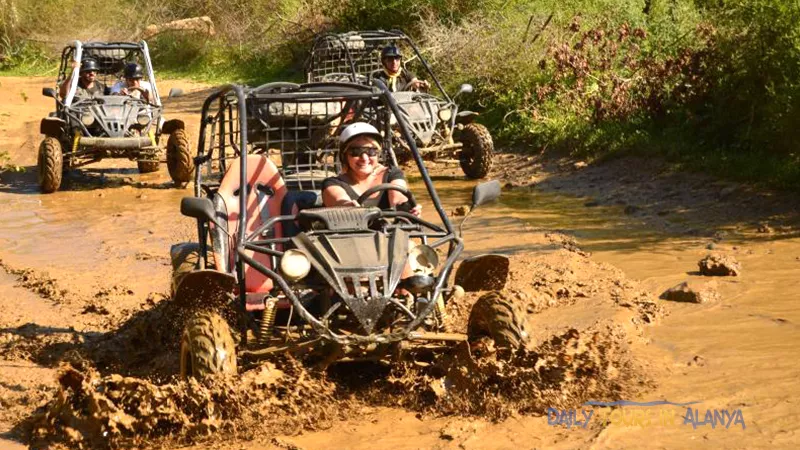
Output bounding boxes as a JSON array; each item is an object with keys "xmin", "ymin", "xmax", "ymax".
[{"xmin": 339, "ymin": 122, "xmax": 382, "ymax": 148}]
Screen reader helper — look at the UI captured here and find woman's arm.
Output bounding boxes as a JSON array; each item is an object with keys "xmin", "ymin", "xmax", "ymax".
[
  {"xmin": 322, "ymin": 184, "xmax": 359, "ymax": 207},
  {"xmin": 388, "ymin": 178, "xmax": 421, "ymax": 217}
]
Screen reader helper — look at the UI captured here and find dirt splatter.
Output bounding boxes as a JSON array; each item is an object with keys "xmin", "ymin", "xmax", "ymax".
[
  {"xmin": 0, "ymin": 259, "xmax": 75, "ymax": 305},
  {"xmin": 23, "ymin": 360, "xmax": 342, "ymax": 449}
]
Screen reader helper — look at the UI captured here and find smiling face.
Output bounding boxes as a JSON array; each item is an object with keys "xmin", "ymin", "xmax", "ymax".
[{"xmin": 343, "ymin": 136, "xmax": 381, "ymax": 178}]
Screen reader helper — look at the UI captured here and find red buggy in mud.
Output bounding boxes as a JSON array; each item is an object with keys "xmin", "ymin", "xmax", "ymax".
[{"xmin": 171, "ymin": 81, "xmax": 528, "ymax": 377}]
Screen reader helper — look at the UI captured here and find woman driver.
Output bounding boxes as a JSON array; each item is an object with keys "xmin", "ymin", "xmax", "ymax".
[{"xmin": 321, "ymin": 122, "xmax": 422, "ymax": 216}]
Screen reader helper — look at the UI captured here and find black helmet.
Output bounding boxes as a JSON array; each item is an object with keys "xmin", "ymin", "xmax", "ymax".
[
  {"xmin": 79, "ymin": 58, "xmax": 100, "ymax": 73},
  {"xmin": 381, "ymin": 45, "xmax": 402, "ymax": 59},
  {"xmin": 123, "ymin": 62, "xmax": 144, "ymax": 79}
]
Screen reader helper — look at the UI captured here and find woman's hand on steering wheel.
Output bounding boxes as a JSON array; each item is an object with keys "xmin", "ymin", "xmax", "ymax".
[{"xmin": 355, "ymin": 183, "xmax": 419, "ymax": 216}]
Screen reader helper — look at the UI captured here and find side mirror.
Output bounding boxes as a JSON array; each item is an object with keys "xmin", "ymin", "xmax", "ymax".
[
  {"xmin": 168, "ymin": 87, "xmax": 184, "ymax": 98},
  {"xmin": 42, "ymin": 88, "xmax": 57, "ymax": 98},
  {"xmin": 471, "ymin": 179, "xmax": 501, "ymax": 209},
  {"xmin": 181, "ymin": 197, "xmax": 215, "ymax": 222},
  {"xmin": 457, "ymin": 83, "xmax": 473, "ymax": 96}
]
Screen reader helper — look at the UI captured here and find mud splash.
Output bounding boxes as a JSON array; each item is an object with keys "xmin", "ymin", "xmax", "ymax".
[
  {"xmin": 23, "ymin": 360, "xmax": 341, "ymax": 449},
  {"xmin": 20, "ymin": 247, "xmax": 659, "ymax": 448}
]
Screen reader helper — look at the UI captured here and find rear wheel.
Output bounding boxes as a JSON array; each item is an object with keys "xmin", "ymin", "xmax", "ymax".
[
  {"xmin": 180, "ymin": 311, "xmax": 237, "ymax": 378},
  {"xmin": 167, "ymin": 129, "xmax": 194, "ymax": 184},
  {"xmin": 38, "ymin": 137, "xmax": 63, "ymax": 193},
  {"xmin": 467, "ymin": 291, "xmax": 529, "ymax": 355},
  {"xmin": 458, "ymin": 123, "xmax": 493, "ymax": 179}
]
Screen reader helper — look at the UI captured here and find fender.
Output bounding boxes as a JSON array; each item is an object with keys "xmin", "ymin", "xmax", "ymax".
[
  {"xmin": 456, "ymin": 110, "xmax": 479, "ymax": 124},
  {"xmin": 454, "ymin": 253, "xmax": 509, "ymax": 291},
  {"xmin": 161, "ymin": 118, "xmax": 185, "ymax": 135},
  {"xmin": 173, "ymin": 269, "xmax": 237, "ymax": 310},
  {"xmin": 40, "ymin": 117, "xmax": 66, "ymax": 137}
]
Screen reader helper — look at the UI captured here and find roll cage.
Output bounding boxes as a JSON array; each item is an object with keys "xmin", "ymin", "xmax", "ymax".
[
  {"xmin": 306, "ymin": 30, "xmax": 452, "ymax": 103},
  {"xmin": 191, "ymin": 81, "xmax": 464, "ymax": 344},
  {"xmin": 55, "ymin": 40, "xmax": 162, "ymax": 108}
]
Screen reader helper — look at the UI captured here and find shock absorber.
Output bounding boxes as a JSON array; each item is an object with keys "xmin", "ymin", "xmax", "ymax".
[
  {"xmin": 258, "ymin": 297, "xmax": 279, "ymax": 344},
  {"xmin": 434, "ymin": 294, "xmax": 451, "ymax": 332}
]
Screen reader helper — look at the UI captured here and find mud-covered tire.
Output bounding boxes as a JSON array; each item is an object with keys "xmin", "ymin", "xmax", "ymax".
[
  {"xmin": 37, "ymin": 137, "xmax": 63, "ymax": 193},
  {"xmin": 458, "ymin": 123, "xmax": 493, "ymax": 179},
  {"xmin": 170, "ymin": 242, "xmax": 201, "ymax": 297},
  {"xmin": 167, "ymin": 129, "xmax": 194, "ymax": 184},
  {"xmin": 137, "ymin": 160, "xmax": 160, "ymax": 173},
  {"xmin": 467, "ymin": 291, "xmax": 529, "ymax": 352},
  {"xmin": 180, "ymin": 311, "xmax": 237, "ymax": 378}
]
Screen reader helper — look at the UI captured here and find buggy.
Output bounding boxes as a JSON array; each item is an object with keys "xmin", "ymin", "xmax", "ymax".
[
  {"xmin": 306, "ymin": 30, "xmax": 494, "ymax": 179},
  {"xmin": 171, "ymin": 81, "xmax": 526, "ymax": 377},
  {"xmin": 38, "ymin": 40, "xmax": 193, "ymax": 192}
]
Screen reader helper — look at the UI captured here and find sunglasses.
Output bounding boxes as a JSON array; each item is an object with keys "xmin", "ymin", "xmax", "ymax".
[{"xmin": 346, "ymin": 146, "xmax": 380, "ymax": 158}]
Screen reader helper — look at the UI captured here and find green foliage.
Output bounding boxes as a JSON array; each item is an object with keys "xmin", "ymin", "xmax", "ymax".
[{"xmin": 3, "ymin": 0, "xmax": 800, "ymax": 188}]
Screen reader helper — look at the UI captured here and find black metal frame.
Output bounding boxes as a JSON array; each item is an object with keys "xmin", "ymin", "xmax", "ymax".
[
  {"xmin": 45, "ymin": 41, "xmax": 164, "ymax": 166},
  {"xmin": 192, "ymin": 81, "xmax": 464, "ymax": 345},
  {"xmin": 306, "ymin": 29, "xmax": 452, "ymax": 103}
]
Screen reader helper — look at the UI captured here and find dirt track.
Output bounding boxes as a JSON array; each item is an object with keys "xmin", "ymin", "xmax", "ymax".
[{"xmin": 1, "ymin": 76, "xmax": 799, "ymax": 449}]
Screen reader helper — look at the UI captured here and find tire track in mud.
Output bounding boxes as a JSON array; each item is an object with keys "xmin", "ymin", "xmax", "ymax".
[{"xmin": 14, "ymin": 248, "xmax": 662, "ymax": 449}]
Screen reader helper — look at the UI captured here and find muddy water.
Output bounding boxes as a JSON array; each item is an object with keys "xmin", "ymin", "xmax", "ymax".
[{"xmin": 1, "ymin": 77, "xmax": 799, "ymax": 448}]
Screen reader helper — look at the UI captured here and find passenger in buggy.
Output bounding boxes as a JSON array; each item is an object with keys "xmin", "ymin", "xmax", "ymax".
[
  {"xmin": 321, "ymin": 122, "xmax": 422, "ymax": 217},
  {"xmin": 110, "ymin": 63, "xmax": 153, "ymax": 103}
]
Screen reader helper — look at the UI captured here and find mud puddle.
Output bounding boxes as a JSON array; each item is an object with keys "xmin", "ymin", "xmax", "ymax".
[{"xmin": 2, "ymin": 76, "xmax": 799, "ymax": 449}]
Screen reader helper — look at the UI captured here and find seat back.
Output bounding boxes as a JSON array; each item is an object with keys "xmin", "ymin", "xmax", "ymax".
[{"xmin": 215, "ymin": 154, "xmax": 286, "ymax": 293}]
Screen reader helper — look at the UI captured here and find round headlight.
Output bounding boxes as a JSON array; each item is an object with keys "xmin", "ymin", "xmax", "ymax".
[
  {"xmin": 437, "ymin": 108, "xmax": 452, "ymax": 122},
  {"xmin": 280, "ymin": 249, "xmax": 311, "ymax": 282},
  {"xmin": 81, "ymin": 113, "xmax": 95, "ymax": 126},
  {"xmin": 408, "ymin": 245, "xmax": 439, "ymax": 276},
  {"xmin": 137, "ymin": 114, "xmax": 151, "ymax": 126}
]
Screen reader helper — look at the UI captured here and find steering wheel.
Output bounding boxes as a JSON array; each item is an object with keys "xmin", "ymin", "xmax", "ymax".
[
  {"xmin": 122, "ymin": 86, "xmax": 150, "ymax": 102},
  {"xmin": 356, "ymin": 183, "xmax": 417, "ymax": 212},
  {"xmin": 402, "ymin": 79, "xmax": 430, "ymax": 93}
]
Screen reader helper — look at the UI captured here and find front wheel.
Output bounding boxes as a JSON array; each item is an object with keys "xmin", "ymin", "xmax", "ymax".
[
  {"xmin": 38, "ymin": 137, "xmax": 63, "ymax": 193},
  {"xmin": 167, "ymin": 129, "xmax": 194, "ymax": 184},
  {"xmin": 467, "ymin": 291, "xmax": 529, "ymax": 356},
  {"xmin": 458, "ymin": 123, "xmax": 494, "ymax": 179},
  {"xmin": 180, "ymin": 311, "xmax": 237, "ymax": 378}
]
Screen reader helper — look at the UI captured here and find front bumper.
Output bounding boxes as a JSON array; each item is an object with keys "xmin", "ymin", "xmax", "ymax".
[{"xmin": 77, "ymin": 136, "xmax": 156, "ymax": 150}]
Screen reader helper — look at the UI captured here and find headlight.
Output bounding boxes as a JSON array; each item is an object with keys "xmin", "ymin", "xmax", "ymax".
[
  {"xmin": 137, "ymin": 114, "xmax": 151, "ymax": 126},
  {"xmin": 408, "ymin": 245, "xmax": 439, "ymax": 276},
  {"xmin": 81, "ymin": 113, "xmax": 95, "ymax": 126},
  {"xmin": 437, "ymin": 108, "xmax": 452, "ymax": 122},
  {"xmin": 280, "ymin": 249, "xmax": 311, "ymax": 282}
]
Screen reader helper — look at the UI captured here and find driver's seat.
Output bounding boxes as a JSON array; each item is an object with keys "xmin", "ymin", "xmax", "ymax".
[{"xmin": 211, "ymin": 155, "xmax": 286, "ymax": 294}]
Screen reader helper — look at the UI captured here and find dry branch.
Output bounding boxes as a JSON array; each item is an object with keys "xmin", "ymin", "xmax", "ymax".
[{"xmin": 140, "ymin": 16, "xmax": 215, "ymax": 40}]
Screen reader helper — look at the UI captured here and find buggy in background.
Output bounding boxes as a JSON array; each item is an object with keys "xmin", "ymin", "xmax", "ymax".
[
  {"xmin": 307, "ymin": 30, "xmax": 494, "ymax": 179},
  {"xmin": 38, "ymin": 40, "xmax": 193, "ymax": 192}
]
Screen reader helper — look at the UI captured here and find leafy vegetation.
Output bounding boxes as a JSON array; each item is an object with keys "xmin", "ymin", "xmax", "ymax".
[{"xmin": 2, "ymin": 0, "xmax": 800, "ymax": 188}]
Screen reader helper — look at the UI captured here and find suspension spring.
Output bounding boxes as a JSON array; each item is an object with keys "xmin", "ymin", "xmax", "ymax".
[{"xmin": 258, "ymin": 297, "xmax": 279, "ymax": 344}]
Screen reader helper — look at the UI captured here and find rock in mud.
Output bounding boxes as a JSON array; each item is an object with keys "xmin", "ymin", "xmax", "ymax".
[
  {"xmin": 698, "ymin": 254, "xmax": 741, "ymax": 276},
  {"xmin": 659, "ymin": 281, "xmax": 720, "ymax": 303},
  {"xmin": 757, "ymin": 222, "xmax": 774, "ymax": 234},
  {"xmin": 452, "ymin": 205, "xmax": 470, "ymax": 216},
  {"xmin": 623, "ymin": 205, "xmax": 640, "ymax": 215}
]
